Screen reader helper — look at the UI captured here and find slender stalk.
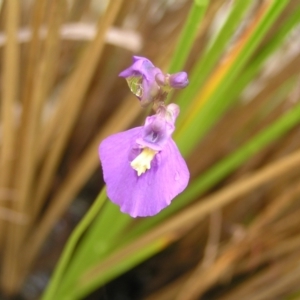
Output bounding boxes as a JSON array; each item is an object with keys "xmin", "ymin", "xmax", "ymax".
[
  {"xmin": 2, "ymin": 0, "xmax": 66, "ymax": 293},
  {"xmin": 30, "ymin": 0, "xmax": 66, "ymax": 217},
  {"xmin": 57, "ymin": 201, "xmax": 131, "ymax": 296},
  {"xmin": 0, "ymin": 1, "xmax": 19, "ymax": 199},
  {"xmin": 42, "ymin": 188, "xmax": 107, "ymax": 300},
  {"xmin": 0, "ymin": 0, "xmax": 20, "ymax": 294},
  {"xmin": 33, "ymin": 0, "xmax": 124, "ymax": 220}
]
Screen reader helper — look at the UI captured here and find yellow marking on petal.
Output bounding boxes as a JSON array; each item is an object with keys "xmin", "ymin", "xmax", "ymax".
[{"xmin": 131, "ymin": 147, "xmax": 157, "ymax": 176}]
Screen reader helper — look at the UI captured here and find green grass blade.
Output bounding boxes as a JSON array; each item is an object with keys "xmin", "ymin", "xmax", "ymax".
[
  {"xmin": 62, "ymin": 238, "xmax": 168, "ymax": 300},
  {"xmin": 57, "ymin": 200, "xmax": 131, "ymax": 296},
  {"xmin": 176, "ymin": 0, "xmax": 253, "ymax": 116},
  {"xmin": 176, "ymin": 1, "xmax": 289, "ymax": 157},
  {"xmin": 42, "ymin": 188, "xmax": 107, "ymax": 300},
  {"xmin": 216, "ymin": 4, "xmax": 300, "ymax": 107},
  {"xmin": 246, "ymin": 5, "xmax": 300, "ymax": 75},
  {"xmin": 168, "ymin": 0, "xmax": 209, "ymax": 73}
]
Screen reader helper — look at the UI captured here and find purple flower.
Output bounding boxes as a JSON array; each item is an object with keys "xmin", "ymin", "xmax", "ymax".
[
  {"xmin": 99, "ymin": 105, "xmax": 189, "ymax": 217},
  {"xmin": 100, "ymin": 56, "xmax": 190, "ymax": 217},
  {"xmin": 119, "ymin": 56, "xmax": 163, "ymax": 107}
]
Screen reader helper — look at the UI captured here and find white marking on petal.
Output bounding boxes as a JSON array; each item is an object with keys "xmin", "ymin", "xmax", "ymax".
[{"xmin": 130, "ymin": 147, "xmax": 157, "ymax": 176}]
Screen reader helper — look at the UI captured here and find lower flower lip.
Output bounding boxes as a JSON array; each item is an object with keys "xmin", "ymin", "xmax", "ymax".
[{"xmin": 99, "ymin": 125, "xmax": 189, "ymax": 218}]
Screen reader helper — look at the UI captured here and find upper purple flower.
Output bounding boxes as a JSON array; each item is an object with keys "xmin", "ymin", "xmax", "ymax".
[
  {"xmin": 119, "ymin": 56, "xmax": 163, "ymax": 107},
  {"xmin": 99, "ymin": 104, "xmax": 189, "ymax": 217},
  {"xmin": 119, "ymin": 56, "xmax": 189, "ymax": 107}
]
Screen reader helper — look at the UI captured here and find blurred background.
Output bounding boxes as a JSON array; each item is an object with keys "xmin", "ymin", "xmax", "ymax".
[{"xmin": 1, "ymin": 0, "xmax": 300, "ymax": 299}]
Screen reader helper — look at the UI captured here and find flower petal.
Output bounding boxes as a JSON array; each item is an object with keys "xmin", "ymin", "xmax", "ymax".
[
  {"xmin": 99, "ymin": 130, "xmax": 189, "ymax": 217},
  {"xmin": 119, "ymin": 56, "xmax": 164, "ymax": 107}
]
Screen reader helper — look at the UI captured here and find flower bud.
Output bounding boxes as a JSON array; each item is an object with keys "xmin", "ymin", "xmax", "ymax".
[{"xmin": 168, "ymin": 72, "xmax": 189, "ymax": 89}]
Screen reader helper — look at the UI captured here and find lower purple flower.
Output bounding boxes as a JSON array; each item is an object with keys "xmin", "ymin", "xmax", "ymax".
[{"xmin": 99, "ymin": 109, "xmax": 189, "ymax": 217}]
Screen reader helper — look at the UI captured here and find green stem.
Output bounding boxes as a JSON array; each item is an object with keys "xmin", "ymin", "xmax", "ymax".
[
  {"xmin": 66, "ymin": 238, "xmax": 168, "ymax": 300},
  {"xmin": 57, "ymin": 201, "xmax": 131, "ymax": 296},
  {"xmin": 42, "ymin": 188, "xmax": 107, "ymax": 300}
]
